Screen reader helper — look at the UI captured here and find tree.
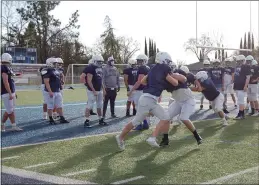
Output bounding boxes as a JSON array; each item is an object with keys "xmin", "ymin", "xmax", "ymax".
[
  {"xmin": 176, "ymin": 59, "xmax": 186, "ymax": 67},
  {"xmin": 225, "ymin": 52, "xmax": 228, "ymax": 59},
  {"xmin": 184, "ymin": 33, "xmax": 215, "ymax": 62},
  {"xmin": 151, "ymin": 39, "xmax": 154, "ymax": 57},
  {"xmin": 153, "ymin": 42, "xmax": 156, "ymax": 56},
  {"xmin": 157, "ymin": 48, "xmax": 159, "ymax": 53},
  {"xmin": 148, "ymin": 38, "xmax": 151, "ymax": 57},
  {"xmin": 16, "ymin": 1, "xmax": 80, "ymax": 63},
  {"xmin": 215, "ymin": 51, "xmax": 217, "ymax": 59},
  {"xmin": 240, "ymin": 38, "xmax": 243, "ymax": 49},
  {"xmin": 144, "ymin": 37, "xmax": 148, "ymax": 56},
  {"xmin": 252, "ymin": 33, "xmax": 254, "ymax": 50},
  {"xmin": 243, "ymin": 33, "xmax": 247, "ymax": 50}
]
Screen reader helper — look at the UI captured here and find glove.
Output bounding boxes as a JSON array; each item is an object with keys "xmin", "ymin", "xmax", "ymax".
[
  {"xmin": 126, "ymin": 87, "xmax": 130, "ymax": 92},
  {"xmin": 117, "ymin": 87, "xmax": 120, "ymax": 92}
]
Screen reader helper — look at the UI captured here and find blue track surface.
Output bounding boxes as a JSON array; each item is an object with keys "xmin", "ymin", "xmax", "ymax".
[{"xmin": 1, "ymin": 94, "xmax": 238, "ymax": 148}]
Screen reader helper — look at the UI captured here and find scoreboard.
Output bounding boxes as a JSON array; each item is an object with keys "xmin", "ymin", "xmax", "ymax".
[{"xmin": 4, "ymin": 47, "xmax": 37, "ymax": 64}]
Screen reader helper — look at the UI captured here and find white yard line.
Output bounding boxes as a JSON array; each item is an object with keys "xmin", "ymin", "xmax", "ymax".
[
  {"xmin": 2, "ymin": 156, "xmax": 20, "ymax": 161},
  {"xmin": 24, "ymin": 162, "xmax": 56, "ymax": 169},
  {"xmin": 2, "ymin": 166, "xmax": 96, "ymax": 184},
  {"xmin": 111, "ymin": 176, "xmax": 145, "ymax": 184},
  {"xmin": 200, "ymin": 166, "xmax": 259, "ymax": 184},
  {"xmin": 62, "ymin": 169, "xmax": 96, "ymax": 177}
]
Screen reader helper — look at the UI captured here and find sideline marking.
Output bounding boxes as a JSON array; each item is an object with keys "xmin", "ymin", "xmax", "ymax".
[
  {"xmin": 111, "ymin": 176, "xmax": 145, "ymax": 184},
  {"xmin": 2, "ymin": 156, "xmax": 20, "ymax": 161},
  {"xmin": 200, "ymin": 166, "xmax": 259, "ymax": 184},
  {"xmin": 2, "ymin": 166, "xmax": 96, "ymax": 184},
  {"xmin": 62, "ymin": 169, "xmax": 96, "ymax": 177},
  {"xmin": 24, "ymin": 162, "xmax": 56, "ymax": 169}
]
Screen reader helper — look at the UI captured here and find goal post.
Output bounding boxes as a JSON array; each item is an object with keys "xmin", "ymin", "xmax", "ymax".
[{"xmin": 65, "ymin": 63, "xmax": 130, "ymax": 87}]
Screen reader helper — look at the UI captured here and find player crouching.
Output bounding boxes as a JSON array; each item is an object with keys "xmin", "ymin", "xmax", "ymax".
[
  {"xmin": 41, "ymin": 58, "xmax": 69, "ymax": 124},
  {"xmin": 192, "ymin": 71, "xmax": 229, "ymax": 126},
  {"xmin": 1, "ymin": 53, "xmax": 22, "ymax": 132}
]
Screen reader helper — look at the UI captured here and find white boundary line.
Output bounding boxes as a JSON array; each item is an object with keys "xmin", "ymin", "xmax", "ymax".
[
  {"xmin": 62, "ymin": 169, "xmax": 96, "ymax": 177},
  {"xmin": 2, "ymin": 118, "xmax": 221, "ymax": 150},
  {"xmin": 111, "ymin": 176, "xmax": 145, "ymax": 184},
  {"xmin": 24, "ymin": 162, "xmax": 56, "ymax": 169},
  {"xmin": 2, "ymin": 166, "xmax": 97, "ymax": 184},
  {"xmin": 2, "ymin": 156, "xmax": 20, "ymax": 161},
  {"xmin": 200, "ymin": 166, "xmax": 259, "ymax": 184}
]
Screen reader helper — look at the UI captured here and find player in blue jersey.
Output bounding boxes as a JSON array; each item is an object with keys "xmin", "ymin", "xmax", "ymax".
[
  {"xmin": 127, "ymin": 54, "xmax": 150, "ymax": 131},
  {"xmin": 199, "ymin": 60, "xmax": 212, "ymax": 109},
  {"xmin": 1, "ymin": 53, "xmax": 22, "ymax": 132},
  {"xmin": 222, "ymin": 58, "xmax": 237, "ymax": 112},
  {"xmin": 115, "ymin": 52, "xmax": 179, "ymax": 151},
  {"xmin": 39, "ymin": 64, "xmax": 48, "ymax": 120},
  {"xmin": 41, "ymin": 58, "xmax": 69, "ymax": 125},
  {"xmin": 246, "ymin": 56, "xmax": 259, "ymax": 116},
  {"xmin": 233, "ymin": 55, "xmax": 251, "ymax": 119},
  {"xmin": 123, "ymin": 59, "xmax": 138, "ymax": 117}
]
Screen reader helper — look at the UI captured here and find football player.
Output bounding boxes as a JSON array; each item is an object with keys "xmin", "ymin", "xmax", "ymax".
[
  {"xmin": 39, "ymin": 62, "xmax": 48, "ymax": 120},
  {"xmin": 41, "ymin": 58, "xmax": 69, "ymax": 124},
  {"xmin": 192, "ymin": 71, "xmax": 229, "ymax": 125},
  {"xmin": 156, "ymin": 65, "xmax": 203, "ymax": 147},
  {"xmin": 222, "ymin": 58, "xmax": 237, "ymax": 111},
  {"xmin": 199, "ymin": 60, "xmax": 212, "ymax": 109},
  {"xmin": 115, "ymin": 52, "xmax": 179, "ymax": 151},
  {"xmin": 127, "ymin": 54, "xmax": 150, "ymax": 131},
  {"xmin": 246, "ymin": 56, "xmax": 258, "ymax": 116},
  {"xmin": 233, "ymin": 55, "xmax": 251, "ymax": 119},
  {"xmin": 123, "ymin": 59, "xmax": 138, "ymax": 117},
  {"xmin": 1, "ymin": 53, "xmax": 22, "ymax": 132},
  {"xmin": 80, "ymin": 55, "xmax": 107, "ymax": 127},
  {"xmin": 87, "ymin": 59, "xmax": 97, "ymax": 116}
]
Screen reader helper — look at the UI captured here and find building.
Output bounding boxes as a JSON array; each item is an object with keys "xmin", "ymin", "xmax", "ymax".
[{"xmin": 3, "ymin": 47, "xmax": 37, "ymax": 64}]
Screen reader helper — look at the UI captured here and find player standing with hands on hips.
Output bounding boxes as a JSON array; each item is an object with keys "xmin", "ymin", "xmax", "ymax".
[
  {"xmin": 102, "ymin": 56, "xmax": 120, "ymax": 119},
  {"xmin": 1, "ymin": 53, "xmax": 22, "ymax": 132}
]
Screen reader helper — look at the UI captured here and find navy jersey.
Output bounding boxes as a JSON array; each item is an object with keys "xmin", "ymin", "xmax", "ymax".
[
  {"xmin": 57, "ymin": 68, "xmax": 65, "ymax": 90},
  {"xmin": 83, "ymin": 65, "xmax": 103, "ymax": 91},
  {"xmin": 233, "ymin": 65, "xmax": 251, "ymax": 90},
  {"xmin": 1, "ymin": 65, "xmax": 15, "ymax": 95},
  {"xmin": 249, "ymin": 66, "xmax": 259, "ymax": 84},
  {"xmin": 208, "ymin": 67, "xmax": 224, "ymax": 85},
  {"xmin": 123, "ymin": 67, "xmax": 138, "ymax": 85},
  {"xmin": 42, "ymin": 68, "xmax": 61, "ymax": 92},
  {"xmin": 199, "ymin": 79, "xmax": 220, "ymax": 101},
  {"xmin": 223, "ymin": 67, "xmax": 235, "ymax": 76},
  {"xmin": 136, "ymin": 65, "xmax": 150, "ymax": 90},
  {"xmin": 143, "ymin": 64, "xmax": 171, "ymax": 97}
]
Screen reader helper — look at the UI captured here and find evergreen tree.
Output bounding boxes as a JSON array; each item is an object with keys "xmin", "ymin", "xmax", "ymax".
[
  {"xmin": 157, "ymin": 48, "xmax": 159, "ymax": 53},
  {"xmin": 240, "ymin": 38, "xmax": 243, "ymax": 49},
  {"xmin": 225, "ymin": 52, "xmax": 228, "ymax": 59},
  {"xmin": 151, "ymin": 39, "xmax": 154, "ymax": 56},
  {"xmin": 215, "ymin": 51, "xmax": 217, "ymax": 59},
  {"xmin": 218, "ymin": 50, "xmax": 221, "ymax": 60},
  {"xmin": 153, "ymin": 42, "xmax": 156, "ymax": 56},
  {"xmin": 248, "ymin": 32, "xmax": 251, "ymax": 49},
  {"xmin": 144, "ymin": 37, "xmax": 148, "ymax": 56},
  {"xmin": 252, "ymin": 33, "xmax": 255, "ymax": 50},
  {"xmin": 148, "ymin": 38, "xmax": 151, "ymax": 57},
  {"xmin": 244, "ymin": 33, "xmax": 247, "ymax": 49}
]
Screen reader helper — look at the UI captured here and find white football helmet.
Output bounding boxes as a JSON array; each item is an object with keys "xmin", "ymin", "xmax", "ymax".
[
  {"xmin": 195, "ymin": 71, "xmax": 209, "ymax": 82},
  {"xmin": 56, "ymin": 57, "xmax": 63, "ymax": 68},
  {"xmin": 88, "ymin": 59, "xmax": 93, "ymax": 65},
  {"xmin": 236, "ymin": 55, "xmax": 246, "ymax": 66},
  {"xmin": 128, "ymin": 58, "xmax": 137, "ymax": 68},
  {"xmin": 203, "ymin": 60, "xmax": 210, "ymax": 65},
  {"xmin": 136, "ymin": 54, "xmax": 148, "ymax": 65},
  {"xmin": 246, "ymin": 55, "xmax": 254, "ymax": 65},
  {"xmin": 46, "ymin": 57, "xmax": 57, "ymax": 68},
  {"xmin": 155, "ymin": 52, "xmax": 175, "ymax": 67},
  {"xmin": 180, "ymin": 65, "xmax": 189, "ymax": 74},
  {"xmin": 251, "ymin": 60, "xmax": 258, "ymax": 66},
  {"xmin": 224, "ymin": 58, "xmax": 232, "ymax": 66},
  {"xmin": 92, "ymin": 55, "xmax": 104, "ymax": 67},
  {"xmin": 1, "ymin": 53, "xmax": 13, "ymax": 64}
]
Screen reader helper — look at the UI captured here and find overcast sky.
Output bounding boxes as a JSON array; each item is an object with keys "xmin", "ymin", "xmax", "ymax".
[{"xmin": 51, "ymin": 1, "xmax": 259, "ymax": 64}]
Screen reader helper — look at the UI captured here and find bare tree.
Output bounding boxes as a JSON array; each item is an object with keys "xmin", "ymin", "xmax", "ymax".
[
  {"xmin": 118, "ymin": 36, "xmax": 140, "ymax": 63},
  {"xmin": 176, "ymin": 59, "xmax": 186, "ymax": 67}
]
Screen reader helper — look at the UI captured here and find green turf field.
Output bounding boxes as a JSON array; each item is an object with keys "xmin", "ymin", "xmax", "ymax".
[
  {"xmin": 2, "ymin": 117, "xmax": 258, "ymax": 184},
  {"xmin": 11, "ymin": 87, "xmax": 172, "ymax": 106}
]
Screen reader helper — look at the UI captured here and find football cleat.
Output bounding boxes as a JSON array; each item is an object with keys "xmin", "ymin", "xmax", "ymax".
[{"xmin": 115, "ymin": 135, "xmax": 125, "ymax": 151}]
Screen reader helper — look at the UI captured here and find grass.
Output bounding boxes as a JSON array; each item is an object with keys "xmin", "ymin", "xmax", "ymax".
[
  {"xmin": 10, "ymin": 87, "xmax": 172, "ymax": 106},
  {"xmin": 2, "ymin": 117, "xmax": 259, "ymax": 184}
]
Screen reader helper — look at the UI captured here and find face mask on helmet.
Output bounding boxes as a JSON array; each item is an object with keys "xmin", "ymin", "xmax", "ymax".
[
  {"xmin": 225, "ymin": 61, "xmax": 232, "ymax": 67},
  {"xmin": 204, "ymin": 64, "xmax": 210, "ymax": 68},
  {"xmin": 108, "ymin": 60, "xmax": 115, "ymax": 66},
  {"xmin": 246, "ymin": 60, "xmax": 252, "ymax": 65},
  {"xmin": 236, "ymin": 60, "xmax": 244, "ymax": 66},
  {"xmin": 137, "ymin": 59, "xmax": 145, "ymax": 66},
  {"xmin": 213, "ymin": 62, "xmax": 220, "ymax": 68},
  {"xmin": 95, "ymin": 60, "xmax": 103, "ymax": 67}
]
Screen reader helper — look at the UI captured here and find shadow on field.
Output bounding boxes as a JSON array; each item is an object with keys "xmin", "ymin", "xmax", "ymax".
[
  {"xmin": 107, "ymin": 148, "xmax": 200, "ymax": 184},
  {"xmin": 40, "ymin": 131, "xmax": 140, "ymax": 177},
  {"xmin": 215, "ymin": 117, "xmax": 258, "ymax": 149}
]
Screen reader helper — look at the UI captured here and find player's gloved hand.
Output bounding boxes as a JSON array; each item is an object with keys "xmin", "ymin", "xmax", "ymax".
[
  {"xmin": 117, "ymin": 87, "xmax": 120, "ymax": 92},
  {"xmin": 127, "ymin": 86, "xmax": 130, "ymax": 92}
]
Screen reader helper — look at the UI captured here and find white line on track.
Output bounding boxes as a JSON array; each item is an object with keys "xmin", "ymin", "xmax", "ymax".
[
  {"xmin": 2, "ymin": 156, "xmax": 20, "ymax": 161},
  {"xmin": 2, "ymin": 166, "xmax": 96, "ymax": 184},
  {"xmin": 61, "ymin": 169, "xmax": 96, "ymax": 177},
  {"xmin": 111, "ymin": 176, "xmax": 145, "ymax": 184},
  {"xmin": 200, "ymin": 166, "xmax": 259, "ymax": 184},
  {"xmin": 2, "ymin": 118, "xmax": 221, "ymax": 150},
  {"xmin": 23, "ymin": 162, "xmax": 56, "ymax": 169}
]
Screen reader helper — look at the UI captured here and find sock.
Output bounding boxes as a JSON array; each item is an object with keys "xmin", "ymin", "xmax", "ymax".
[
  {"xmin": 241, "ymin": 110, "xmax": 245, "ymax": 116},
  {"xmin": 11, "ymin": 123, "xmax": 16, "ymax": 127},
  {"xmin": 98, "ymin": 116, "xmax": 102, "ymax": 119},
  {"xmin": 49, "ymin": 116, "xmax": 54, "ymax": 121},
  {"xmin": 251, "ymin": 108, "xmax": 255, "ymax": 114},
  {"xmin": 163, "ymin": 134, "xmax": 169, "ymax": 140},
  {"xmin": 60, "ymin": 116, "xmax": 65, "ymax": 120},
  {"xmin": 143, "ymin": 119, "xmax": 148, "ymax": 125},
  {"xmin": 192, "ymin": 130, "xmax": 200, "ymax": 141}
]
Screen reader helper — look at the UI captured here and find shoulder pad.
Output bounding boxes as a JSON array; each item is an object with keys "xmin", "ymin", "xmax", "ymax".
[{"xmin": 41, "ymin": 69, "xmax": 48, "ymax": 75}]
